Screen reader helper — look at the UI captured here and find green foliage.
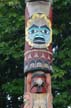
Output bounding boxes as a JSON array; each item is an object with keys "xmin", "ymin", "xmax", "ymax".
[
  {"xmin": 2, "ymin": 79, "xmax": 24, "ymax": 95},
  {"xmin": 0, "ymin": 0, "xmax": 24, "ymax": 84},
  {"xmin": 0, "ymin": 0, "xmax": 71, "ymax": 108},
  {"xmin": 0, "ymin": 0, "xmax": 25, "ymax": 97},
  {"xmin": 52, "ymin": 0, "xmax": 71, "ymax": 107}
]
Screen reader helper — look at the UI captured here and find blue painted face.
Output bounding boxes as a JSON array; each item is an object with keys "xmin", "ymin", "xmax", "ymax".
[{"xmin": 28, "ymin": 24, "xmax": 50, "ymax": 44}]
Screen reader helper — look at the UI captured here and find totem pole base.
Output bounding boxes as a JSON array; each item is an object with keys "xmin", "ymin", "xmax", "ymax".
[
  {"xmin": 32, "ymin": 93, "xmax": 48, "ymax": 108},
  {"xmin": 24, "ymin": 93, "xmax": 52, "ymax": 108}
]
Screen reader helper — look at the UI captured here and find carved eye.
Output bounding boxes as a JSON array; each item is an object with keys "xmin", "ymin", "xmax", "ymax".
[
  {"xmin": 29, "ymin": 30, "xmax": 37, "ymax": 34},
  {"xmin": 45, "ymin": 30, "xmax": 48, "ymax": 34},
  {"xmin": 42, "ymin": 30, "xmax": 49, "ymax": 34},
  {"xmin": 45, "ymin": 30, "xmax": 49, "ymax": 34},
  {"xmin": 42, "ymin": 30, "xmax": 45, "ymax": 33},
  {"xmin": 31, "ymin": 30, "xmax": 35, "ymax": 33}
]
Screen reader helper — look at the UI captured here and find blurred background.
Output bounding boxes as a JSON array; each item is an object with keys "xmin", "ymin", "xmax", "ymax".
[{"xmin": 0, "ymin": 0, "xmax": 71, "ymax": 108}]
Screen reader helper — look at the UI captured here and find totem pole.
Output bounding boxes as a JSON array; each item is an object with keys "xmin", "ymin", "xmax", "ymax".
[{"xmin": 24, "ymin": 0, "xmax": 53, "ymax": 108}]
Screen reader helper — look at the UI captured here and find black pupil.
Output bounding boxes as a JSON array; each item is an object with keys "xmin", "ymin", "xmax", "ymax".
[
  {"xmin": 44, "ymin": 30, "xmax": 47, "ymax": 34},
  {"xmin": 31, "ymin": 30, "xmax": 34, "ymax": 33}
]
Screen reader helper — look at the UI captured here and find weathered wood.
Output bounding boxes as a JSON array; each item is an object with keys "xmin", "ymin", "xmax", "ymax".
[{"xmin": 24, "ymin": 0, "xmax": 53, "ymax": 108}]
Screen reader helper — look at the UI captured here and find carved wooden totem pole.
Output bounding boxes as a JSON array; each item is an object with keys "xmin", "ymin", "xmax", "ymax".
[{"xmin": 24, "ymin": 0, "xmax": 53, "ymax": 108}]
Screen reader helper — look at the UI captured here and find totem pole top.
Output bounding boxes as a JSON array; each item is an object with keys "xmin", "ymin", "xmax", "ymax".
[{"xmin": 25, "ymin": 0, "xmax": 52, "ymax": 3}]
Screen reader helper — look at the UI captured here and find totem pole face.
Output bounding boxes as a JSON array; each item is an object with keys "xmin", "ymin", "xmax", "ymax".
[
  {"xmin": 30, "ymin": 72, "xmax": 48, "ymax": 93},
  {"xmin": 26, "ymin": 14, "xmax": 52, "ymax": 48}
]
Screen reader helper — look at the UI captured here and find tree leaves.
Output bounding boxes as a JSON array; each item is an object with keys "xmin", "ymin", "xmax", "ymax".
[
  {"xmin": 52, "ymin": 1, "xmax": 71, "ymax": 107},
  {"xmin": 0, "ymin": 0, "xmax": 71, "ymax": 107},
  {"xmin": 2, "ymin": 79, "xmax": 24, "ymax": 95}
]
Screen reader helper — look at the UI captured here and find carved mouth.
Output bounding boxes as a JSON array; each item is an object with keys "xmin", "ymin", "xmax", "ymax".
[{"xmin": 33, "ymin": 37, "xmax": 45, "ymax": 44}]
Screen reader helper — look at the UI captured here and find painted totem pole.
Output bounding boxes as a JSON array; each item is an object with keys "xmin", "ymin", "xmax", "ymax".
[{"xmin": 24, "ymin": 0, "xmax": 53, "ymax": 108}]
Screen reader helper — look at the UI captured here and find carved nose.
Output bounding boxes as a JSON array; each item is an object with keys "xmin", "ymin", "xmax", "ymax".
[{"xmin": 35, "ymin": 78, "xmax": 43, "ymax": 86}]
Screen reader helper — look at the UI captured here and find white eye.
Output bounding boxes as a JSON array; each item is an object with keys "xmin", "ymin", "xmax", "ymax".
[
  {"xmin": 42, "ymin": 30, "xmax": 45, "ymax": 33},
  {"xmin": 34, "ymin": 30, "xmax": 37, "ymax": 33},
  {"xmin": 41, "ymin": 30, "xmax": 48, "ymax": 34},
  {"xmin": 29, "ymin": 30, "xmax": 37, "ymax": 34},
  {"xmin": 46, "ymin": 31, "xmax": 49, "ymax": 34}
]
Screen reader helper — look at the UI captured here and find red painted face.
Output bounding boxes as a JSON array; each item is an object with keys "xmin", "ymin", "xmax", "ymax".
[{"xmin": 30, "ymin": 76, "xmax": 48, "ymax": 93}]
